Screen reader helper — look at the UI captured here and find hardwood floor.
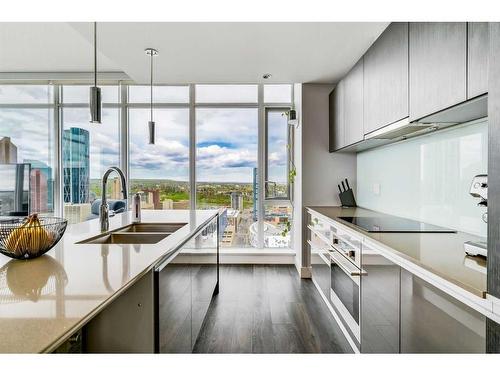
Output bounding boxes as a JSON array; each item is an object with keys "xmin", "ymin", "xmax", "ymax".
[{"xmin": 193, "ymin": 265, "xmax": 353, "ymax": 353}]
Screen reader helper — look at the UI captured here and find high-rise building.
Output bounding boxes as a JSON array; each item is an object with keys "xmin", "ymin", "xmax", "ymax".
[
  {"xmin": 230, "ymin": 191, "xmax": 243, "ymax": 211},
  {"xmin": 63, "ymin": 127, "xmax": 90, "ymax": 204},
  {"xmin": 30, "ymin": 169, "xmax": 48, "ymax": 213},
  {"xmin": 110, "ymin": 177, "xmax": 121, "ymax": 199},
  {"xmin": 0, "ymin": 137, "xmax": 17, "ymax": 163},
  {"xmin": 25, "ymin": 159, "xmax": 53, "ymax": 212}
]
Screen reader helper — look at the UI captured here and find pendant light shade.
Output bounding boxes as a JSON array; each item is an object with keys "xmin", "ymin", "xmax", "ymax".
[
  {"xmin": 90, "ymin": 22, "xmax": 101, "ymax": 124},
  {"xmin": 145, "ymin": 48, "xmax": 158, "ymax": 144}
]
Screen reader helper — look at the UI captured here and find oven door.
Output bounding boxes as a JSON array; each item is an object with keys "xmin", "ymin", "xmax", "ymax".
[{"xmin": 330, "ymin": 249, "xmax": 364, "ymax": 346}]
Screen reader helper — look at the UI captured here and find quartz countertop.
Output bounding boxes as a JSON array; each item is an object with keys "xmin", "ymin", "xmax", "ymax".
[
  {"xmin": 0, "ymin": 209, "xmax": 218, "ymax": 353},
  {"xmin": 306, "ymin": 206, "xmax": 487, "ymax": 299}
]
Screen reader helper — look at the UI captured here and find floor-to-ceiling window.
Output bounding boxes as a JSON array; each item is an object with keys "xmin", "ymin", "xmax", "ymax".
[
  {"xmin": 0, "ymin": 81, "xmax": 294, "ymax": 249},
  {"xmin": 61, "ymin": 85, "xmax": 120, "ymax": 224},
  {"xmin": 0, "ymin": 85, "xmax": 55, "ymax": 216}
]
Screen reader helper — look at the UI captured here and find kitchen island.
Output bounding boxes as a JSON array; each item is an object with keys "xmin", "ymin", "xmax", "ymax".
[{"xmin": 0, "ymin": 209, "xmax": 219, "ymax": 353}]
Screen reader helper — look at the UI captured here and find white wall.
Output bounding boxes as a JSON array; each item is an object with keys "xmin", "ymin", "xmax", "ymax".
[
  {"xmin": 295, "ymin": 83, "xmax": 357, "ymax": 276},
  {"xmin": 357, "ymin": 119, "xmax": 488, "ymax": 237}
]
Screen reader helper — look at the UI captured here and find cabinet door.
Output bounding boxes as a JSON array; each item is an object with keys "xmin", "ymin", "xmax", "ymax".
[
  {"xmin": 400, "ymin": 269, "xmax": 486, "ymax": 353},
  {"xmin": 329, "ymin": 80, "xmax": 345, "ymax": 151},
  {"xmin": 190, "ymin": 216, "xmax": 219, "ymax": 350},
  {"xmin": 468, "ymin": 22, "xmax": 489, "ymax": 98},
  {"xmin": 409, "ymin": 22, "xmax": 467, "ymax": 120},
  {"xmin": 158, "ymin": 250, "xmax": 192, "ymax": 353},
  {"xmin": 360, "ymin": 249, "xmax": 400, "ymax": 353},
  {"xmin": 364, "ymin": 22, "xmax": 408, "ymax": 134},
  {"xmin": 344, "ymin": 58, "xmax": 364, "ymax": 145},
  {"xmin": 311, "ymin": 247, "xmax": 331, "ymax": 299}
]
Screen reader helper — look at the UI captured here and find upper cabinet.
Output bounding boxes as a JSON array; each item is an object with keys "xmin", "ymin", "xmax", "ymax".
[
  {"xmin": 344, "ymin": 58, "xmax": 364, "ymax": 145},
  {"xmin": 409, "ymin": 22, "xmax": 467, "ymax": 121},
  {"xmin": 363, "ymin": 22, "xmax": 409, "ymax": 134},
  {"xmin": 329, "ymin": 80, "xmax": 345, "ymax": 151},
  {"xmin": 468, "ymin": 22, "xmax": 489, "ymax": 99}
]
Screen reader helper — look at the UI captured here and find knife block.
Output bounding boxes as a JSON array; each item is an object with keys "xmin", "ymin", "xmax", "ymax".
[{"xmin": 339, "ymin": 188, "xmax": 357, "ymax": 207}]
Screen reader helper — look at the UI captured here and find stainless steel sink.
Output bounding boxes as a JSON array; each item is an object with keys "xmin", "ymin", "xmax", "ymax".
[
  {"xmin": 115, "ymin": 223, "xmax": 186, "ymax": 233},
  {"xmin": 78, "ymin": 232, "xmax": 170, "ymax": 245},
  {"xmin": 76, "ymin": 222, "xmax": 186, "ymax": 245}
]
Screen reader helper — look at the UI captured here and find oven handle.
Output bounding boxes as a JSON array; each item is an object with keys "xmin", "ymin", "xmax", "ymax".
[{"xmin": 330, "ymin": 250, "xmax": 367, "ymax": 277}]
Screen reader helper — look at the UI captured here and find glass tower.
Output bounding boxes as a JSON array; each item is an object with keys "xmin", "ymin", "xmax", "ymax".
[{"xmin": 63, "ymin": 127, "xmax": 90, "ymax": 204}]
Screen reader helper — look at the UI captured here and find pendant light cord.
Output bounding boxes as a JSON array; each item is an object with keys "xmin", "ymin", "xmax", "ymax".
[
  {"xmin": 150, "ymin": 51, "xmax": 153, "ymax": 122},
  {"xmin": 94, "ymin": 22, "xmax": 97, "ymax": 88}
]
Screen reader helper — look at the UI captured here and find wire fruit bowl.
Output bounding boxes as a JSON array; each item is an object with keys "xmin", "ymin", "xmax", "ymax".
[{"xmin": 0, "ymin": 215, "xmax": 68, "ymax": 260}]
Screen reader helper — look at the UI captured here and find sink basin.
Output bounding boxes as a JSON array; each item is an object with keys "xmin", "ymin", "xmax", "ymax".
[
  {"xmin": 76, "ymin": 222, "xmax": 186, "ymax": 245},
  {"xmin": 78, "ymin": 232, "xmax": 170, "ymax": 245},
  {"xmin": 116, "ymin": 223, "xmax": 186, "ymax": 233}
]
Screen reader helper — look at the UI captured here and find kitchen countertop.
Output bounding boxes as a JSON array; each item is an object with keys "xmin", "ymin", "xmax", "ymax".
[
  {"xmin": 0, "ymin": 209, "xmax": 218, "ymax": 353},
  {"xmin": 306, "ymin": 206, "xmax": 487, "ymax": 299}
]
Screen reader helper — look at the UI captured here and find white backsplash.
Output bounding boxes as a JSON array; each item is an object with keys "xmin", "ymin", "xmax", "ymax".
[{"xmin": 356, "ymin": 119, "xmax": 488, "ymax": 237}]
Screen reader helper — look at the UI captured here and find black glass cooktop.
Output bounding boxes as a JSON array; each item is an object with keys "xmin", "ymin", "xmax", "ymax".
[{"xmin": 338, "ymin": 216, "xmax": 456, "ymax": 233}]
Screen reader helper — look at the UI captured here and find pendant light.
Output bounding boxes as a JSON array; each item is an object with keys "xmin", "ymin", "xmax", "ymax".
[
  {"xmin": 90, "ymin": 22, "xmax": 101, "ymax": 124},
  {"xmin": 145, "ymin": 48, "xmax": 158, "ymax": 144}
]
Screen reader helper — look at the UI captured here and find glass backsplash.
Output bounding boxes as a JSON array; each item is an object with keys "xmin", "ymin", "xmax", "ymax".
[{"xmin": 356, "ymin": 119, "xmax": 488, "ymax": 237}]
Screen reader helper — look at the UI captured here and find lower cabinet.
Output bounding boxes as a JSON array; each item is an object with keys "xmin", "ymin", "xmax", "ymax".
[
  {"xmin": 360, "ymin": 252, "xmax": 400, "ymax": 353},
  {"xmin": 158, "ymin": 216, "xmax": 219, "ymax": 353},
  {"xmin": 400, "ymin": 269, "xmax": 486, "ymax": 353},
  {"xmin": 311, "ymin": 247, "xmax": 331, "ymax": 299}
]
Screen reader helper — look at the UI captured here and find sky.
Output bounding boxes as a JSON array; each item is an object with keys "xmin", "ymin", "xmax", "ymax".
[{"xmin": 0, "ymin": 85, "xmax": 289, "ymax": 183}]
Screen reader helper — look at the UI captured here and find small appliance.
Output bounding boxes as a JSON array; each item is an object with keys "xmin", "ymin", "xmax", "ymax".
[{"xmin": 464, "ymin": 174, "xmax": 488, "ymax": 257}]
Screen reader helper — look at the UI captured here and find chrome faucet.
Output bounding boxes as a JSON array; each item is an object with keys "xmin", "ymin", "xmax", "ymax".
[{"xmin": 100, "ymin": 166, "xmax": 128, "ymax": 232}]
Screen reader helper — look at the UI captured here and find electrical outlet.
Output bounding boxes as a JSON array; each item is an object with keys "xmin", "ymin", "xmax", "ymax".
[{"xmin": 373, "ymin": 183, "xmax": 381, "ymax": 196}]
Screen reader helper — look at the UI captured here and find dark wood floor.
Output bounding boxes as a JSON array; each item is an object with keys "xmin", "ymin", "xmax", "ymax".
[{"xmin": 193, "ymin": 265, "xmax": 352, "ymax": 353}]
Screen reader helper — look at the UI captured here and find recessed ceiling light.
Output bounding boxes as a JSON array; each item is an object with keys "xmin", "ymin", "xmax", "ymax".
[{"xmin": 262, "ymin": 73, "xmax": 272, "ymax": 79}]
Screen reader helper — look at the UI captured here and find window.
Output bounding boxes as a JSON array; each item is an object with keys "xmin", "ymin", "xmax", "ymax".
[
  {"xmin": 62, "ymin": 108, "xmax": 120, "ymax": 223},
  {"xmin": 129, "ymin": 108, "xmax": 190, "ymax": 210},
  {"xmin": 264, "ymin": 203, "xmax": 293, "ymax": 248},
  {"xmin": 264, "ymin": 84, "xmax": 292, "ymax": 103},
  {"xmin": 128, "ymin": 86, "xmax": 189, "ymax": 103},
  {"xmin": 196, "ymin": 108, "xmax": 258, "ymax": 248},
  {"xmin": 196, "ymin": 85, "xmax": 258, "ymax": 103},
  {"xmin": 265, "ymin": 108, "xmax": 290, "ymax": 200},
  {"xmin": 0, "ymin": 85, "xmax": 55, "ymax": 215}
]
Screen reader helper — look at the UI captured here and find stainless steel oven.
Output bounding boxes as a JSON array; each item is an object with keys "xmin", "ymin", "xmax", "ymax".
[{"xmin": 329, "ymin": 238, "xmax": 365, "ymax": 348}]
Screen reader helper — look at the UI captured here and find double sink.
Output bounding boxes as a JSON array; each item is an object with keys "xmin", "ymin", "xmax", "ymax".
[{"xmin": 77, "ymin": 223, "xmax": 187, "ymax": 245}]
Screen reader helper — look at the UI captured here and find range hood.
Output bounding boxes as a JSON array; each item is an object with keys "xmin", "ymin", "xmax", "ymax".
[
  {"xmin": 340, "ymin": 95, "xmax": 488, "ymax": 153},
  {"xmin": 366, "ymin": 95, "xmax": 488, "ymax": 141}
]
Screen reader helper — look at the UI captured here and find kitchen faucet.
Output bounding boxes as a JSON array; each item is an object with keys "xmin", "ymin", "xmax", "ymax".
[{"xmin": 100, "ymin": 166, "xmax": 128, "ymax": 232}]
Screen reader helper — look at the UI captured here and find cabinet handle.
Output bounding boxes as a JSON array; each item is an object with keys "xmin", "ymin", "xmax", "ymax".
[{"xmin": 330, "ymin": 250, "xmax": 367, "ymax": 277}]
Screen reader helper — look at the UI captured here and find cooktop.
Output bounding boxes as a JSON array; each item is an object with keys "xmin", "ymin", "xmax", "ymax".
[{"xmin": 338, "ymin": 216, "xmax": 456, "ymax": 233}]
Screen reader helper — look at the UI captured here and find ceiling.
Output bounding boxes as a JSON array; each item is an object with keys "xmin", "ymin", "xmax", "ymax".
[{"xmin": 0, "ymin": 22, "xmax": 388, "ymax": 84}]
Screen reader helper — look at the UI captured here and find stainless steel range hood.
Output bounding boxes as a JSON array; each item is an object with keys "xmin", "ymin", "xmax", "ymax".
[
  {"xmin": 339, "ymin": 95, "xmax": 488, "ymax": 153},
  {"xmin": 366, "ymin": 95, "xmax": 488, "ymax": 141}
]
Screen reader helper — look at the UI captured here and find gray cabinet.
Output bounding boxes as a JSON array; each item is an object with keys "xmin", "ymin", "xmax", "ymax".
[
  {"xmin": 400, "ymin": 269, "xmax": 486, "ymax": 353},
  {"xmin": 363, "ymin": 22, "xmax": 409, "ymax": 134},
  {"xmin": 311, "ymin": 247, "xmax": 331, "ymax": 299},
  {"xmin": 329, "ymin": 80, "xmax": 345, "ymax": 151},
  {"xmin": 159, "ymin": 216, "xmax": 219, "ymax": 353},
  {"xmin": 360, "ymin": 250, "xmax": 400, "ymax": 353},
  {"xmin": 409, "ymin": 22, "xmax": 467, "ymax": 120},
  {"xmin": 344, "ymin": 58, "xmax": 364, "ymax": 145},
  {"xmin": 468, "ymin": 22, "xmax": 489, "ymax": 98}
]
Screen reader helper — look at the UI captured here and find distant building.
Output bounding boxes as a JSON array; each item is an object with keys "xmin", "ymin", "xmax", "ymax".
[
  {"xmin": 0, "ymin": 137, "xmax": 17, "ymax": 163},
  {"xmin": 110, "ymin": 177, "xmax": 121, "ymax": 199},
  {"xmin": 162, "ymin": 199, "xmax": 173, "ymax": 210},
  {"xmin": 30, "ymin": 169, "xmax": 48, "ymax": 213},
  {"xmin": 144, "ymin": 189, "xmax": 161, "ymax": 209},
  {"xmin": 64, "ymin": 203, "xmax": 91, "ymax": 224},
  {"xmin": 25, "ymin": 159, "xmax": 53, "ymax": 212},
  {"xmin": 63, "ymin": 128, "xmax": 90, "ymax": 204},
  {"xmin": 230, "ymin": 191, "xmax": 243, "ymax": 211}
]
